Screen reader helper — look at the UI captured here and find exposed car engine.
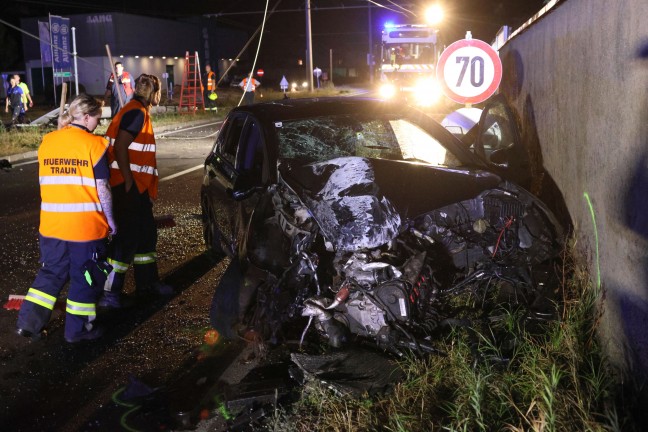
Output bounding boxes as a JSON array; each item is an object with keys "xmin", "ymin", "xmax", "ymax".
[{"xmin": 244, "ymin": 157, "xmax": 562, "ymax": 356}]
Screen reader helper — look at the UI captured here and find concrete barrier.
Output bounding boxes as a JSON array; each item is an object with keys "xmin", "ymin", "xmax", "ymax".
[{"xmin": 498, "ymin": 0, "xmax": 648, "ymax": 377}]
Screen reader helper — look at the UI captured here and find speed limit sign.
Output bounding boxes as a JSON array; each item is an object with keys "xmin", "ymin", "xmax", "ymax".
[{"xmin": 437, "ymin": 38, "xmax": 502, "ymax": 104}]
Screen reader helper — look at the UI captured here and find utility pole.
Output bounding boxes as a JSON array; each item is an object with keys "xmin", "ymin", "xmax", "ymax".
[
  {"xmin": 305, "ymin": 0, "xmax": 314, "ymax": 92},
  {"xmin": 368, "ymin": 3, "xmax": 373, "ymax": 84},
  {"xmin": 330, "ymin": 48, "xmax": 334, "ymax": 86}
]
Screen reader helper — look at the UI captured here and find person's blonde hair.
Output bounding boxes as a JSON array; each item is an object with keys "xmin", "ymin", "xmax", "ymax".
[
  {"xmin": 134, "ymin": 74, "xmax": 161, "ymax": 107},
  {"xmin": 58, "ymin": 93, "xmax": 103, "ymax": 129}
]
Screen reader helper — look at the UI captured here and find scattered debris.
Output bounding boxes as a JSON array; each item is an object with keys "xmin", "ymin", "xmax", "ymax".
[{"xmin": 3, "ymin": 295, "xmax": 25, "ymax": 310}]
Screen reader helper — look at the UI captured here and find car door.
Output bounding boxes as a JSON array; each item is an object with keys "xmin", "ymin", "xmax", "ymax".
[
  {"xmin": 474, "ymin": 95, "xmax": 532, "ymax": 189},
  {"xmin": 204, "ymin": 113, "xmax": 247, "ymax": 252},
  {"xmin": 232, "ymin": 116, "xmax": 268, "ymax": 258}
]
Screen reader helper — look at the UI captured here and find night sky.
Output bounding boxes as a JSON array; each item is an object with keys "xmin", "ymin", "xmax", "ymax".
[{"xmin": 2, "ymin": 0, "xmax": 549, "ymax": 70}]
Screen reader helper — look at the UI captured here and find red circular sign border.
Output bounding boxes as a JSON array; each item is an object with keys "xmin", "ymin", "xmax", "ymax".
[{"xmin": 436, "ymin": 38, "xmax": 502, "ymax": 104}]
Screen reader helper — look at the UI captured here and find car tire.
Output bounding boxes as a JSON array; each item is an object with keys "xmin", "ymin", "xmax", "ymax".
[{"xmin": 202, "ymin": 196, "xmax": 226, "ymax": 258}]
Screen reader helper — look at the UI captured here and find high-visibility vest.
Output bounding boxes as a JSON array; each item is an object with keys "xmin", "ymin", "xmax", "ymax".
[
  {"xmin": 108, "ymin": 71, "xmax": 134, "ymax": 96},
  {"xmin": 105, "ymin": 99, "xmax": 159, "ymax": 199},
  {"xmin": 38, "ymin": 126, "xmax": 109, "ymax": 241},
  {"xmin": 241, "ymin": 78, "xmax": 259, "ymax": 92},
  {"xmin": 206, "ymin": 71, "xmax": 215, "ymax": 91}
]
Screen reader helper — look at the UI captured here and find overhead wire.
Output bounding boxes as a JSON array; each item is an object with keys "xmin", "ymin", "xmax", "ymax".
[
  {"xmin": 0, "ymin": 16, "xmax": 111, "ymax": 75},
  {"xmin": 380, "ymin": 0, "xmax": 417, "ymax": 17},
  {"xmin": 236, "ymin": 0, "xmax": 271, "ymax": 107},
  {"xmin": 364, "ymin": 0, "xmax": 409, "ymax": 16}
]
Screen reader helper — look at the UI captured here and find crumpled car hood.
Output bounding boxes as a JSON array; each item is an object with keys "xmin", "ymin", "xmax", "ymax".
[
  {"xmin": 278, "ymin": 156, "xmax": 503, "ymax": 251},
  {"xmin": 278, "ymin": 157, "xmax": 402, "ymax": 252}
]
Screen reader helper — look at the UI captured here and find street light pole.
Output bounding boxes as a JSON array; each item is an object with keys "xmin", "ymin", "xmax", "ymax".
[{"xmin": 305, "ymin": 0, "xmax": 314, "ymax": 92}]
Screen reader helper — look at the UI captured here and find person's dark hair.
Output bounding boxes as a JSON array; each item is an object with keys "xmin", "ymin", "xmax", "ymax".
[
  {"xmin": 114, "ymin": 61, "xmax": 123, "ymax": 67},
  {"xmin": 134, "ymin": 74, "xmax": 161, "ymax": 107}
]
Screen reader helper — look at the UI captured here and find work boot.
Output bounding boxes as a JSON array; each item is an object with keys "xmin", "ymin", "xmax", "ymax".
[
  {"xmin": 16, "ymin": 327, "xmax": 45, "ymax": 341},
  {"xmin": 64, "ymin": 326, "xmax": 104, "ymax": 343},
  {"xmin": 97, "ymin": 291, "xmax": 123, "ymax": 309},
  {"xmin": 148, "ymin": 281, "xmax": 174, "ymax": 296}
]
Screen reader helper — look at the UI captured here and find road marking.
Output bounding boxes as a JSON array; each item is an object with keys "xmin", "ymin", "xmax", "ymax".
[
  {"xmin": 160, "ymin": 164, "xmax": 203, "ymax": 182},
  {"xmin": 158, "ymin": 121, "xmax": 222, "ymax": 136},
  {"xmin": 13, "ymin": 160, "xmax": 38, "ymax": 167}
]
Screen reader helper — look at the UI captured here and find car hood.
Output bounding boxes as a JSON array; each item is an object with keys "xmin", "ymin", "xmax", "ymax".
[{"xmin": 278, "ymin": 156, "xmax": 502, "ymax": 252}]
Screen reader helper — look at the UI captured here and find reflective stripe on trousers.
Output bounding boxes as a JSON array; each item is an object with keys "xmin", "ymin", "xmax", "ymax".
[
  {"xmin": 66, "ymin": 299, "xmax": 96, "ymax": 317},
  {"xmin": 24, "ymin": 287, "xmax": 57, "ymax": 310}
]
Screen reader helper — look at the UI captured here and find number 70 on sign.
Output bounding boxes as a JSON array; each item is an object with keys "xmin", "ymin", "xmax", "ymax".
[{"xmin": 436, "ymin": 38, "xmax": 502, "ymax": 104}]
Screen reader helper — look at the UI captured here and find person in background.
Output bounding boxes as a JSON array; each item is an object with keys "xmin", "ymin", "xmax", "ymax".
[
  {"xmin": 13, "ymin": 74, "xmax": 33, "ymax": 111},
  {"xmin": 16, "ymin": 94, "xmax": 115, "ymax": 343},
  {"xmin": 104, "ymin": 62, "xmax": 134, "ymax": 118},
  {"xmin": 238, "ymin": 73, "xmax": 260, "ymax": 105},
  {"xmin": 14, "ymin": 74, "xmax": 34, "ymax": 111},
  {"xmin": 203, "ymin": 64, "xmax": 217, "ymax": 111},
  {"xmin": 98, "ymin": 74, "xmax": 173, "ymax": 308},
  {"xmin": 5, "ymin": 77, "xmax": 25, "ymax": 124}
]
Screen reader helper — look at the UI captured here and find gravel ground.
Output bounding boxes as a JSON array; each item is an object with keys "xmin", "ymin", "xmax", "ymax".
[{"xmin": 0, "ymin": 153, "xmax": 236, "ymax": 431}]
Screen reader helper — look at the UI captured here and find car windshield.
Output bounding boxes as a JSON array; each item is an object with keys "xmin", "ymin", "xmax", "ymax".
[{"xmin": 275, "ymin": 114, "xmax": 462, "ymax": 167}]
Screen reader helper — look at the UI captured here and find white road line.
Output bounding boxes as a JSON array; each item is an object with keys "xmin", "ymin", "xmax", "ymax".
[
  {"xmin": 158, "ymin": 121, "xmax": 222, "ymax": 136},
  {"xmin": 159, "ymin": 164, "xmax": 203, "ymax": 182},
  {"xmin": 13, "ymin": 160, "xmax": 38, "ymax": 167}
]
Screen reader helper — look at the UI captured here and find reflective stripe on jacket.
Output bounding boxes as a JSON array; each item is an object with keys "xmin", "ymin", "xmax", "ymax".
[
  {"xmin": 105, "ymin": 99, "xmax": 159, "ymax": 199},
  {"xmin": 206, "ymin": 71, "xmax": 215, "ymax": 91},
  {"xmin": 38, "ymin": 126, "xmax": 109, "ymax": 241}
]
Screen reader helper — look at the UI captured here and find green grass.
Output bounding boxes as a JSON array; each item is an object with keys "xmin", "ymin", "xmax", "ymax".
[{"xmin": 264, "ymin": 239, "xmax": 641, "ymax": 432}]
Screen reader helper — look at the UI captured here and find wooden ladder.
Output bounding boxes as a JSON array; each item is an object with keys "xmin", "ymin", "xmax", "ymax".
[{"xmin": 178, "ymin": 51, "xmax": 205, "ymax": 113}]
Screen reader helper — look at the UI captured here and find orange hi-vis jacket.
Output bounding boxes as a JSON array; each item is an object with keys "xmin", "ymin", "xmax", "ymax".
[
  {"xmin": 38, "ymin": 126, "xmax": 109, "ymax": 242},
  {"xmin": 105, "ymin": 99, "xmax": 159, "ymax": 199},
  {"xmin": 241, "ymin": 77, "xmax": 259, "ymax": 92},
  {"xmin": 206, "ymin": 71, "xmax": 216, "ymax": 91}
]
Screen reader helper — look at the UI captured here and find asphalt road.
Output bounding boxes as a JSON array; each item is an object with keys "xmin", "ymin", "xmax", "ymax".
[{"xmin": 0, "ymin": 120, "xmax": 249, "ymax": 431}]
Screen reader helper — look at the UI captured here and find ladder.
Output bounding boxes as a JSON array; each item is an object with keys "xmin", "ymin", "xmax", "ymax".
[{"xmin": 178, "ymin": 51, "xmax": 205, "ymax": 113}]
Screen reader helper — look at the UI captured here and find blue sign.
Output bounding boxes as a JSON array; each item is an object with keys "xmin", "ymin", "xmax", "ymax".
[{"xmin": 51, "ymin": 15, "xmax": 71, "ymax": 70}]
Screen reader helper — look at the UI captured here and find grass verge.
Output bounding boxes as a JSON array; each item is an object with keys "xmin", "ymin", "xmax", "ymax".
[{"xmin": 265, "ymin": 237, "xmax": 641, "ymax": 431}]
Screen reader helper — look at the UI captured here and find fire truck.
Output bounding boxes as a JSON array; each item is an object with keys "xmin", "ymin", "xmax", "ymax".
[{"xmin": 378, "ymin": 23, "xmax": 443, "ymax": 106}]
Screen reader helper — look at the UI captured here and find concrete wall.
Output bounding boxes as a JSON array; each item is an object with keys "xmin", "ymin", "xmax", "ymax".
[{"xmin": 498, "ymin": 0, "xmax": 648, "ymax": 375}]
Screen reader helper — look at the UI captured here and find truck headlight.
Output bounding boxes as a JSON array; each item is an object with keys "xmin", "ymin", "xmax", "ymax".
[{"xmin": 379, "ymin": 83, "xmax": 397, "ymax": 99}]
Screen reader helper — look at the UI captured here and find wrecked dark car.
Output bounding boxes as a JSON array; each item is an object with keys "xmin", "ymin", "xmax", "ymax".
[{"xmin": 201, "ymin": 96, "xmax": 564, "ymax": 357}]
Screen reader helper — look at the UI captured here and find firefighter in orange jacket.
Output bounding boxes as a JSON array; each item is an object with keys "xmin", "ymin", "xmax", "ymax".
[
  {"xmin": 104, "ymin": 62, "xmax": 134, "ymax": 118},
  {"xmin": 98, "ymin": 74, "xmax": 172, "ymax": 308},
  {"xmin": 203, "ymin": 64, "xmax": 217, "ymax": 111},
  {"xmin": 16, "ymin": 94, "xmax": 116, "ymax": 343},
  {"xmin": 239, "ymin": 74, "xmax": 260, "ymax": 105}
]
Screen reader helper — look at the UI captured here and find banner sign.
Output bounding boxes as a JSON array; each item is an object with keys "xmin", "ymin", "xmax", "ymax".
[
  {"xmin": 50, "ymin": 15, "xmax": 71, "ymax": 69},
  {"xmin": 38, "ymin": 21, "xmax": 52, "ymax": 66}
]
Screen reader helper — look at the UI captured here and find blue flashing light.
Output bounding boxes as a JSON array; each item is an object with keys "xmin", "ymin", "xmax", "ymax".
[{"xmin": 384, "ymin": 22, "xmax": 395, "ymax": 29}]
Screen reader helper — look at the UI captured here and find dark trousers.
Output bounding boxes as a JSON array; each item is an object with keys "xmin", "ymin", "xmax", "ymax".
[
  {"xmin": 242, "ymin": 91, "xmax": 255, "ymax": 105},
  {"xmin": 104, "ymin": 184, "xmax": 159, "ymax": 293},
  {"xmin": 204, "ymin": 89, "xmax": 216, "ymax": 110},
  {"xmin": 17, "ymin": 235, "xmax": 106, "ymax": 339}
]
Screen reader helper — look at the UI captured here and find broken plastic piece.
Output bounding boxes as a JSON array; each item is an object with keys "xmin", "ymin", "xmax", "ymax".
[{"xmin": 3, "ymin": 295, "xmax": 25, "ymax": 310}]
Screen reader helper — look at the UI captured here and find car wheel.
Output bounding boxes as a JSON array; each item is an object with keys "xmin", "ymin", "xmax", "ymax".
[{"xmin": 202, "ymin": 196, "xmax": 226, "ymax": 257}]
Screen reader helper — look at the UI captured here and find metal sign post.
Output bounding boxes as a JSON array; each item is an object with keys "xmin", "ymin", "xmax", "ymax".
[{"xmin": 72, "ymin": 27, "xmax": 79, "ymax": 96}]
